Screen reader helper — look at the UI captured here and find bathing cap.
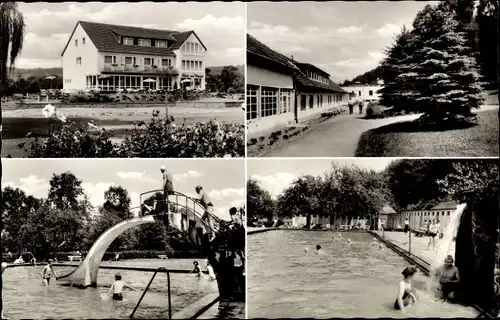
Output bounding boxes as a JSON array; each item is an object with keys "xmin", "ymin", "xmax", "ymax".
[{"xmin": 160, "ymin": 165, "xmax": 166, "ymax": 170}]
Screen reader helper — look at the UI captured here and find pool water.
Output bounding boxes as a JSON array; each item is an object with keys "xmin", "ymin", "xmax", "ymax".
[
  {"xmin": 2, "ymin": 259, "xmax": 218, "ymax": 319},
  {"xmin": 248, "ymin": 231, "xmax": 478, "ymax": 318}
]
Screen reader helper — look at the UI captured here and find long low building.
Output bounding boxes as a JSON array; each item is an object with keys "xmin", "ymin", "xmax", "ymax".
[
  {"xmin": 401, "ymin": 201, "xmax": 458, "ymax": 233},
  {"xmin": 247, "ymin": 34, "xmax": 349, "ymax": 136}
]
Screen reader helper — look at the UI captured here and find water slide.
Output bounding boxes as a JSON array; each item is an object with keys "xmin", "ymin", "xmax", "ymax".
[{"xmin": 57, "ymin": 190, "xmax": 225, "ymax": 287}]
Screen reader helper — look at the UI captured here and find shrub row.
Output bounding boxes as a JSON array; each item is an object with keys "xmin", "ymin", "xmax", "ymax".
[{"xmin": 19, "ymin": 110, "xmax": 245, "ymax": 158}]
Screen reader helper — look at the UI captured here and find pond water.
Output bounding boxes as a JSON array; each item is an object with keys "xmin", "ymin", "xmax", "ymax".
[
  {"xmin": 2, "ymin": 259, "xmax": 218, "ymax": 319},
  {"xmin": 248, "ymin": 230, "xmax": 478, "ymax": 318}
]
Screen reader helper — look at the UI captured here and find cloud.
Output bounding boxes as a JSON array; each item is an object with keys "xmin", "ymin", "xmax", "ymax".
[
  {"xmin": 15, "ymin": 3, "xmax": 245, "ymax": 68},
  {"xmin": 81, "ymin": 182, "xmax": 115, "ymax": 208},
  {"xmin": 173, "ymin": 170, "xmax": 203, "ymax": 182},
  {"xmin": 376, "ymin": 23, "xmax": 401, "ymax": 37},
  {"xmin": 116, "ymin": 171, "xmax": 155, "ymax": 183},
  {"xmin": 2, "ymin": 175, "xmax": 50, "ymax": 198},
  {"xmin": 337, "ymin": 25, "xmax": 364, "ymax": 34},
  {"xmin": 209, "ymin": 188, "xmax": 245, "ymax": 201},
  {"xmin": 251, "ymin": 172, "xmax": 296, "ymax": 198}
]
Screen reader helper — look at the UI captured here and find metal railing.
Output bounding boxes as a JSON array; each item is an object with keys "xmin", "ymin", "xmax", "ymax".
[
  {"xmin": 130, "ymin": 267, "xmax": 171, "ymax": 319},
  {"xmin": 139, "ymin": 189, "xmax": 223, "ymax": 224}
]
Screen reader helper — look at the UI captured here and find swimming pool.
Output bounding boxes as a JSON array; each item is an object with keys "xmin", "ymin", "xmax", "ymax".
[
  {"xmin": 248, "ymin": 230, "xmax": 478, "ymax": 318},
  {"xmin": 2, "ymin": 259, "xmax": 218, "ymax": 319}
]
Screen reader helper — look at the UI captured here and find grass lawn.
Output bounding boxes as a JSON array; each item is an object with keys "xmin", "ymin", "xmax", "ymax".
[
  {"xmin": 355, "ymin": 109, "xmax": 499, "ymax": 157},
  {"xmin": 2, "ymin": 106, "xmax": 244, "ymax": 157}
]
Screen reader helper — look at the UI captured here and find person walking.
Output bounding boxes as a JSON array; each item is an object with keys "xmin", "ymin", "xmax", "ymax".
[
  {"xmin": 427, "ymin": 219, "xmax": 439, "ymax": 250},
  {"xmin": 359, "ymin": 100, "xmax": 364, "ymax": 114},
  {"xmin": 404, "ymin": 218, "xmax": 410, "ymax": 234},
  {"xmin": 195, "ymin": 185, "xmax": 216, "ymax": 242},
  {"xmin": 160, "ymin": 165, "xmax": 174, "ymax": 214}
]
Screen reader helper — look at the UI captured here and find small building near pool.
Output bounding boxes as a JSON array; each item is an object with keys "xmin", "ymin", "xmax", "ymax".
[
  {"xmin": 401, "ymin": 201, "xmax": 458, "ymax": 233},
  {"xmin": 247, "ymin": 34, "xmax": 348, "ymax": 136},
  {"xmin": 377, "ymin": 204, "xmax": 397, "ymax": 230}
]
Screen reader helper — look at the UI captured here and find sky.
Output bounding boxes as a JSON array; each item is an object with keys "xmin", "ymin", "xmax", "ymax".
[
  {"xmin": 15, "ymin": 2, "xmax": 245, "ymax": 69},
  {"xmin": 247, "ymin": 1, "xmax": 439, "ymax": 82},
  {"xmin": 247, "ymin": 158, "xmax": 398, "ymax": 199},
  {"xmin": 2, "ymin": 159, "xmax": 245, "ymax": 221}
]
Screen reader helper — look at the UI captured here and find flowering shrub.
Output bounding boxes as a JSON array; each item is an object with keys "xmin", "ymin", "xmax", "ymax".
[{"xmin": 21, "ymin": 106, "xmax": 245, "ymax": 158}]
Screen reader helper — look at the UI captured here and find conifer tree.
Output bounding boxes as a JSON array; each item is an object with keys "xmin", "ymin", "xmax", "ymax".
[
  {"xmin": 378, "ymin": 26, "xmax": 418, "ymax": 112},
  {"xmin": 402, "ymin": 4, "xmax": 483, "ymax": 121}
]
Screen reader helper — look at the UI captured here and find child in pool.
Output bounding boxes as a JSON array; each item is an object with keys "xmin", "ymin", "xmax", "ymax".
[
  {"xmin": 191, "ymin": 261, "xmax": 202, "ymax": 277},
  {"xmin": 107, "ymin": 273, "xmax": 137, "ymax": 301},
  {"xmin": 316, "ymin": 245, "xmax": 323, "ymax": 255},
  {"xmin": 205, "ymin": 260, "xmax": 216, "ymax": 281}
]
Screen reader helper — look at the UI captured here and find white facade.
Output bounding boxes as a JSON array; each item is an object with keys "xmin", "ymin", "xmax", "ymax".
[
  {"xmin": 341, "ymin": 84, "xmax": 383, "ymax": 102},
  {"xmin": 62, "ymin": 23, "xmax": 206, "ymax": 92},
  {"xmin": 402, "ymin": 205, "xmax": 457, "ymax": 233}
]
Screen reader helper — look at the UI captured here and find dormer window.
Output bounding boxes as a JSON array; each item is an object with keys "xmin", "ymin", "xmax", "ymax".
[
  {"xmin": 124, "ymin": 37, "xmax": 134, "ymax": 45},
  {"xmin": 157, "ymin": 40, "xmax": 167, "ymax": 48},
  {"xmin": 139, "ymin": 39, "xmax": 151, "ymax": 47}
]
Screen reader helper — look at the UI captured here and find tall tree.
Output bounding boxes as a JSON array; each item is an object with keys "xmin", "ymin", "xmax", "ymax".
[
  {"xmin": 403, "ymin": 4, "xmax": 483, "ymax": 121},
  {"xmin": 48, "ymin": 172, "xmax": 85, "ymax": 211},
  {"xmin": 0, "ymin": 2, "xmax": 26, "ymax": 164},
  {"xmin": 475, "ymin": 0, "xmax": 499, "ymax": 88},
  {"xmin": 246, "ymin": 179, "xmax": 275, "ymax": 225},
  {"xmin": 102, "ymin": 185, "xmax": 132, "ymax": 219},
  {"xmin": 378, "ymin": 25, "xmax": 418, "ymax": 111}
]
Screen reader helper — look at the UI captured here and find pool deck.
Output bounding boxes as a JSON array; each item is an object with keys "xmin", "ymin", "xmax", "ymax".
[
  {"xmin": 247, "ymin": 227, "xmax": 276, "ymax": 235},
  {"xmin": 374, "ymin": 230, "xmax": 456, "ymax": 266}
]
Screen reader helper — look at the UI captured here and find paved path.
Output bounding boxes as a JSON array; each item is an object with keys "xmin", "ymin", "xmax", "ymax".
[
  {"xmin": 374, "ymin": 230, "xmax": 456, "ymax": 267},
  {"xmin": 264, "ymin": 113, "xmax": 421, "ymax": 157},
  {"xmin": 263, "ymin": 105, "xmax": 499, "ymax": 157}
]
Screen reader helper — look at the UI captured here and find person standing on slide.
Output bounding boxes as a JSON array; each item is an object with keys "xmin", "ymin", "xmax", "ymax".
[
  {"xmin": 160, "ymin": 165, "xmax": 174, "ymax": 214},
  {"xmin": 196, "ymin": 185, "xmax": 216, "ymax": 242}
]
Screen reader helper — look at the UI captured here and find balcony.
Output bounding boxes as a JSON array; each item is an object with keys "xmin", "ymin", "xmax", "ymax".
[{"xmin": 101, "ymin": 64, "xmax": 179, "ymax": 75}]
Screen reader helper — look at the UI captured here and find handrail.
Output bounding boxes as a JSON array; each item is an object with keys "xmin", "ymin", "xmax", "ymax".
[
  {"xmin": 139, "ymin": 189, "xmax": 222, "ymax": 224},
  {"xmin": 150, "ymin": 199, "xmax": 219, "ymax": 234},
  {"xmin": 130, "ymin": 267, "xmax": 172, "ymax": 319}
]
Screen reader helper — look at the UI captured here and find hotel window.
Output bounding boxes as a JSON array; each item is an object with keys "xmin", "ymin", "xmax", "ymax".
[
  {"xmin": 133, "ymin": 57, "xmax": 137, "ymax": 65},
  {"xmin": 157, "ymin": 40, "xmax": 167, "ymax": 48},
  {"xmin": 309, "ymin": 95, "xmax": 314, "ymax": 109},
  {"xmin": 139, "ymin": 39, "xmax": 151, "ymax": 47},
  {"xmin": 162, "ymin": 59, "xmax": 170, "ymax": 67},
  {"xmin": 246, "ymin": 85, "xmax": 258, "ymax": 120},
  {"xmin": 190, "ymin": 61, "xmax": 194, "ymax": 70},
  {"xmin": 125, "ymin": 57, "xmax": 133, "ymax": 65},
  {"xmin": 261, "ymin": 87, "xmax": 278, "ymax": 117},
  {"xmin": 144, "ymin": 58, "xmax": 152, "ymax": 66},
  {"xmin": 182, "ymin": 60, "xmax": 186, "ymax": 70},
  {"xmin": 358, "ymin": 90, "xmax": 361, "ymax": 96},
  {"xmin": 369, "ymin": 90, "xmax": 373, "ymax": 96},
  {"xmin": 75, "ymin": 39, "xmax": 78, "ymax": 47},
  {"xmin": 82, "ymin": 38, "xmax": 85, "ymax": 45},
  {"xmin": 76, "ymin": 57, "xmax": 81, "ymax": 65},
  {"xmin": 300, "ymin": 95, "xmax": 307, "ymax": 111},
  {"xmin": 124, "ymin": 37, "xmax": 134, "ymax": 45},
  {"xmin": 104, "ymin": 56, "xmax": 113, "ymax": 64}
]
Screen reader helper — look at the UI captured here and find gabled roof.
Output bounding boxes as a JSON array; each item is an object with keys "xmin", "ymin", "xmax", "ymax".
[
  {"xmin": 294, "ymin": 71, "xmax": 347, "ymax": 93},
  {"xmin": 380, "ymin": 204, "xmax": 397, "ymax": 215},
  {"xmin": 61, "ymin": 21, "xmax": 206, "ymax": 57},
  {"xmin": 430, "ymin": 201, "xmax": 458, "ymax": 211},
  {"xmin": 247, "ymin": 34, "xmax": 299, "ymax": 72},
  {"xmin": 294, "ymin": 62, "xmax": 330, "ymax": 78}
]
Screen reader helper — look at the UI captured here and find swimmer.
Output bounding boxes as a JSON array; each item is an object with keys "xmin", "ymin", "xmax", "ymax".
[
  {"xmin": 205, "ymin": 260, "xmax": 216, "ymax": 281},
  {"xmin": 378, "ymin": 243, "xmax": 384, "ymax": 250},
  {"xmin": 370, "ymin": 238, "xmax": 379, "ymax": 247},
  {"xmin": 304, "ymin": 247, "xmax": 309, "ymax": 253},
  {"xmin": 394, "ymin": 265, "xmax": 418, "ymax": 313},
  {"xmin": 347, "ymin": 239, "xmax": 352, "ymax": 244},
  {"xmin": 41, "ymin": 259, "xmax": 58, "ymax": 286},
  {"xmin": 106, "ymin": 273, "xmax": 137, "ymax": 301},
  {"xmin": 316, "ymin": 245, "xmax": 323, "ymax": 255},
  {"xmin": 190, "ymin": 261, "xmax": 202, "ymax": 277}
]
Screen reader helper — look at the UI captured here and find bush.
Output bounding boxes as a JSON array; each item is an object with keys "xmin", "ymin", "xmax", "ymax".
[
  {"xmin": 366, "ymin": 103, "xmax": 384, "ymax": 119},
  {"xmin": 22, "ymin": 110, "xmax": 245, "ymax": 158}
]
